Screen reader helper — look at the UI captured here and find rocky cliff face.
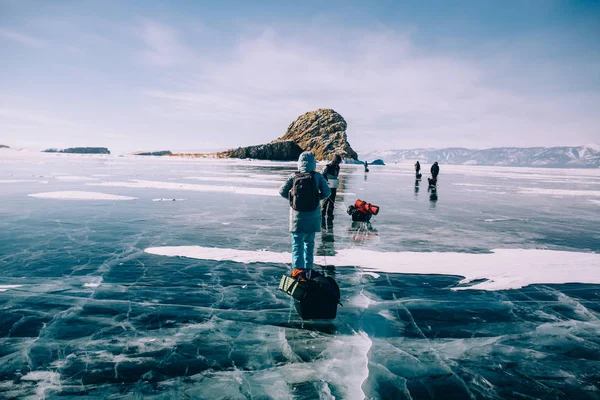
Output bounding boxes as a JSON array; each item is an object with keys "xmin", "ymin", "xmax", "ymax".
[
  {"xmin": 222, "ymin": 109, "xmax": 358, "ymax": 161},
  {"xmin": 221, "ymin": 140, "xmax": 303, "ymax": 161},
  {"xmin": 275, "ymin": 109, "xmax": 358, "ymax": 161}
]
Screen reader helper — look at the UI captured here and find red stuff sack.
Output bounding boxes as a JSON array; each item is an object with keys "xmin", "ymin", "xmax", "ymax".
[{"xmin": 354, "ymin": 199, "xmax": 380, "ymax": 216}]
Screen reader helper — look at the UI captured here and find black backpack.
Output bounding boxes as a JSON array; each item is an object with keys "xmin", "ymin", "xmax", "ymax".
[
  {"xmin": 347, "ymin": 205, "xmax": 372, "ymax": 222},
  {"xmin": 289, "ymin": 172, "xmax": 319, "ymax": 212}
]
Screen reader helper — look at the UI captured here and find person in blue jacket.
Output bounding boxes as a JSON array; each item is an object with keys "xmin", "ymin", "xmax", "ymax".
[{"xmin": 279, "ymin": 152, "xmax": 331, "ymax": 270}]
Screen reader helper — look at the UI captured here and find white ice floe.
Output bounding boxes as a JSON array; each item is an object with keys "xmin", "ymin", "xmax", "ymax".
[
  {"xmin": 463, "ymin": 188, "xmax": 508, "ymax": 195},
  {"xmin": 588, "ymin": 200, "xmax": 600, "ymax": 205},
  {"xmin": 184, "ymin": 176, "xmax": 282, "ymax": 185},
  {"xmin": 518, "ymin": 188, "xmax": 600, "ymax": 197},
  {"xmin": 453, "ymin": 183, "xmax": 499, "ymax": 187},
  {"xmin": 144, "ymin": 246, "xmax": 600, "ymax": 291},
  {"xmin": 0, "ymin": 179, "xmax": 34, "ymax": 183},
  {"xmin": 83, "ymin": 277, "xmax": 102, "ymax": 288},
  {"xmin": 28, "ymin": 191, "xmax": 136, "ymax": 200},
  {"xmin": 0, "ymin": 285, "xmax": 23, "ymax": 292},
  {"xmin": 442, "ymin": 164, "xmax": 600, "ymax": 180},
  {"xmin": 87, "ymin": 179, "xmax": 278, "ymax": 196},
  {"xmin": 54, "ymin": 175, "xmax": 97, "ymax": 181}
]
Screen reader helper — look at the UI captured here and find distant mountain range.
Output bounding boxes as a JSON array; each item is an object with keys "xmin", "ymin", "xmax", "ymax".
[{"xmin": 361, "ymin": 145, "xmax": 600, "ymax": 168}]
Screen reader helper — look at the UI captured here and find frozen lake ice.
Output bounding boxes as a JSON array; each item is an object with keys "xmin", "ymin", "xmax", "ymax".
[{"xmin": 1, "ymin": 151, "xmax": 599, "ymax": 399}]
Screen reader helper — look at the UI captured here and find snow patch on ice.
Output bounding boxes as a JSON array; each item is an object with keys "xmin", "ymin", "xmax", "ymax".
[
  {"xmin": 83, "ymin": 277, "xmax": 102, "ymax": 288},
  {"xmin": 453, "ymin": 183, "xmax": 499, "ymax": 188},
  {"xmin": 518, "ymin": 188, "xmax": 600, "ymax": 197},
  {"xmin": 588, "ymin": 199, "xmax": 600, "ymax": 205},
  {"xmin": 378, "ymin": 310, "xmax": 396, "ymax": 321},
  {"xmin": 29, "ymin": 191, "xmax": 137, "ymax": 200},
  {"xmin": 20, "ymin": 371, "xmax": 61, "ymax": 399},
  {"xmin": 350, "ymin": 290, "xmax": 381, "ymax": 308},
  {"xmin": 0, "ymin": 285, "xmax": 22, "ymax": 292},
  {"xmin": 144, "ymin": 246, "xmax": 600, "ymax": 291},
  {"xmin": 54, "ymin": 175, "xmax": 97, "ymax": 181},
  {"xmin": 184, "ymin": 176, "xmax": 281, "ymax": 185},
  {"xmin": 360, "ymin": 272, "xmax": 380, "ymax": 279},
  {"xmin": 146, "ymin": 246, "xmax": 290, "ymax": 264},
  {"xmin": 87, "ymin": 179, "xmax": 278, "ymax": 197},
  {"xmin": 0, "ymin": 179, "xmax": 34, "ymax": 183}
]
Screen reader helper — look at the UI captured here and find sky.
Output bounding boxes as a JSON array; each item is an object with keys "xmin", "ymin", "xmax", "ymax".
[{"xmin": 1, "ymin": 0, "xmax": 599, "ymax": 154}]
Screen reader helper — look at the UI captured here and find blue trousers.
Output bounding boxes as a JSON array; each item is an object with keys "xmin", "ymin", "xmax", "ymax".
[{"xmin": 291, "ymin": 232, "xmax": 315, "ymax": 270}]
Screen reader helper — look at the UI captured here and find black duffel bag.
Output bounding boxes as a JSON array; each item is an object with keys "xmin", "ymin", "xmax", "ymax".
[{"xmin": 279, "ymin": 270, "xmax": 341, "ymax": 319}]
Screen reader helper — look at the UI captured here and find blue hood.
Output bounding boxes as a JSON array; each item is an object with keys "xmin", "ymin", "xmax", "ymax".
[{"xmin": 297, "ymin": 151, "xmax": 316, "ymax": 172}]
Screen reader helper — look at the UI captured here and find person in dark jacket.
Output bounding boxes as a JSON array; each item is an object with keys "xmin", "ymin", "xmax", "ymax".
[
  {"xmin": 430, "ymin": 162, "xmax": 439, "ymax": 179},
  {"xmin": 415, "ymin": 161, "xmax": 421, "ymax": 174},
  {"xmin": 321, "ymin": 154, "xmax": 342, "ymax": 229},
  {"xmin": 279, "ymin": 152, "xmax": 330, "ymax": 270}
]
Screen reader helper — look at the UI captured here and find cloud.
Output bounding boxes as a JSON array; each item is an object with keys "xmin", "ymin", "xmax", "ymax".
[
  {"xmin": 138, "ymin": 22, "xmax": 600, "ymax": 150},
  {"xmin": 4, "ymin": 16, "xmax": 599, "ymax": 153},
  {"xmin": 66, "ymin": 45, "xmax": 84, "ymax": 55},
  {"xmin": 0, "ymin": 28, "xmax": 45, "ymax": 47},
  {"xmin": 0, "ymin": 108, "xmax": 77, "ymax": 127},
  {"xmin": 137, "ymin": 20, "xmax": 192, "ymax": 67}
]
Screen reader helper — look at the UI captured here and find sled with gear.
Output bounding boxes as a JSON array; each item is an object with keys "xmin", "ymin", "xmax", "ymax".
[
  {"xmin": 428, "ymin": 177, "xmax": 437, "ymax": 189},
  {"xmin": 347, "ymin": 199, "xmax": 380, "ymax": 222},
  {"xmin": 279, "ymin": 269, "xmax": 341, "ymax": 320},
  {"xmin": 346, "ymin": 199, "xmax": 380, "ymax": 222}
]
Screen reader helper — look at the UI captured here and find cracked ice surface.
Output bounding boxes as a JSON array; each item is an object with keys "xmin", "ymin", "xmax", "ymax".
[{"xmin": 0, "ymin": 152, "xmax": 599, "ymax": 399}]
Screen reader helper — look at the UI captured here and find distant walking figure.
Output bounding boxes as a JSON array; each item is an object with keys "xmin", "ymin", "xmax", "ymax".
[
  {"xmin": 321, "ymin": 154, "xmax": 342, "ymax": 229},
  {"xmin": 430, "ymin": 162, "xmax": 439, "ymax": 179}
]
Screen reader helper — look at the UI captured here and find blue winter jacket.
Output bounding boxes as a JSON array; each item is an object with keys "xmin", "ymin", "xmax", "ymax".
[{"xmin": 279, "ymin": 152, "xmax": 331, "ymax": 233}]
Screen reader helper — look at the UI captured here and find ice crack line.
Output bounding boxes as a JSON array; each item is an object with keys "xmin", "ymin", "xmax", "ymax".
[{"xmin": 394, "ymin": 293, "xmax": 477, "ymax": 399}]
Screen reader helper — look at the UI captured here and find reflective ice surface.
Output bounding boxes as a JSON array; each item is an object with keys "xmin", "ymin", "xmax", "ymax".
[{"xmin": 1, "ymin": 152, "xmax": 599, "ymax": 399}]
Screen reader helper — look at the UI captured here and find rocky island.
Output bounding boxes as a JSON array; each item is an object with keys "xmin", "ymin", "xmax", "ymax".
[
  {"xmin": 219, "ymin": 109, "xmax": 358, "ymax": 161},
  {"xmin": 133, "ymin": 151, "xmax": 173, "ymax": 156},
  {"xmin": 43, "ymin": 147, "xmax": 110, "ymax": 154},
  {"xmin": 221, "ymin": 141, "xmax": 303, "ymax": 161},
  {"xmin": 0, "ymin": 145, "xmax": 9, "ymax": 149}
]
